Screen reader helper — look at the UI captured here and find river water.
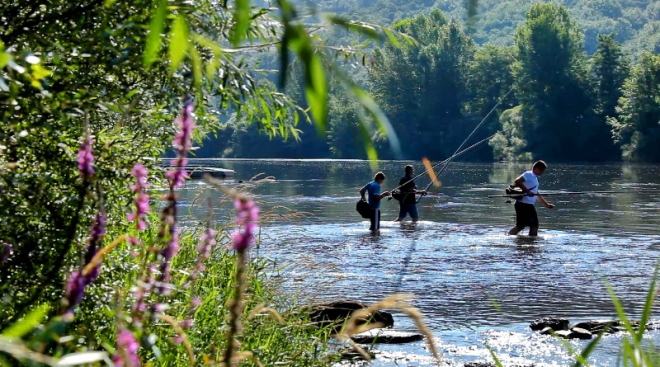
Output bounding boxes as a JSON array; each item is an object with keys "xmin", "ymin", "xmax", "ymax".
[{"xmin": 177, "ymin": 159, "xmax": 660, "ymax": 366}]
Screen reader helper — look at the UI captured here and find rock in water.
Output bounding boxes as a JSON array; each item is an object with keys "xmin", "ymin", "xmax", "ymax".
[
  {"xmin": 350, "ymin": 329, "xmax": 424, "ymax": 344},
  {"xmin": 554, "ymin": 330, "xmax": 572, "ymax": 339},
  {"xmin": 540, "ymin": 326, "xmax": 553, "ymax": 335},
  {"xmin": 464, "ymin": 363, "xmax": 495, "ymax": 367},
  {"xmin": 569, "ymin": 327, "xmax": 593, "ymax": 340},
  {"xmin": 309, "ymin": 300, "xmax": 394, "ymax": 330},
  {"xmin": 569, "ymin": 320, "xmax": 639, "ymax": 334},
  {"xmin": 530, "ymin": 317, "xmax": 569, "ymax": 331}
]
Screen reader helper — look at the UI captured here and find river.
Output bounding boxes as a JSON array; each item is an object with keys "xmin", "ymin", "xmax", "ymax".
[{"xmin": 176, "ymin": 159, "xmax": 660, "ymax": 366}]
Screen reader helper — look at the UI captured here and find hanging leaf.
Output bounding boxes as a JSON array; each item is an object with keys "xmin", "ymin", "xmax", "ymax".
[
  {"xmin": 230, "ymin": 0, "xmax": 251, "ymax": 47},
  {"xmin": 1, "ymin": 304, "xmax": 49, "ymax": 339},
  {"xmin": 143, "ymin": 0, "xmax": 168, "ymax": 68},
  {"xmin": 303, "ymin": 52, "xmax": 328, "ymax": 132},
  {"xmin": 189, "ymin": 46, "xmax": 203, "ymax": 96},
  {"xmin": 169, "ymin": 15, "xmax": 189, "ymax": 72}
]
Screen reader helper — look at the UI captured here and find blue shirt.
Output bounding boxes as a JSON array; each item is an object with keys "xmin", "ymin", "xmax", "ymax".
[{"xmin": 366, "ymin": 181, "xmax": 382, "ymax": 209}]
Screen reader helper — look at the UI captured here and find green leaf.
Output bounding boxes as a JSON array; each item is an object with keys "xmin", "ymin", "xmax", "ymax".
[
  {"xmin": 0, "ymin": 52, "xmax": 10, "ymax": 69},
  {"xmin": 143, "ymin": 0, "xmax": 168, "ymax": 68},
  {"xmin": 2, "ymin": 304, "xmax": 49, "ymax": 339},
  {"xmin": 304, "ymin": 52, "xmax": 328, "ymax": 132},
  {"xmin": 169, "ymin": 15, "xmax": 189, "ymax": 72},
  {"xmin": 190, "ymin": 46, "xmax": 203, "ymax": 94},
  {"xmin": 230, "ymin": 0, "xmax": 251, "ymax": 47}
]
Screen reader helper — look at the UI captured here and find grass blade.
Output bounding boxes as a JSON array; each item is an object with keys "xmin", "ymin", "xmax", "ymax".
[
  {"xmin": 636, "ymin": 260, "xmax": 660, "ymax": 342},
  {"xmin": 2, "ymin": 304, "xmax": 50, "ymax": 339}
]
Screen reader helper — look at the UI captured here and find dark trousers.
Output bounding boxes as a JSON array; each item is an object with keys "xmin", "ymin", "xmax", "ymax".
[{"xmin": 369, "ymin": 209, "xmax": 381, "ymax": 231}]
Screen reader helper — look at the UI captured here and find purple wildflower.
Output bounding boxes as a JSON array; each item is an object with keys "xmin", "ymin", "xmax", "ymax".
[
  {"xmin": 77, "ymin": 135, "xmax": 95, "ymax": 179},
  {"xmin": 84, "ymin": 210, "xmax": 106, "ymax": 283},
  {"xmin": 113, "ymin": 329, "xmax": 141, "ymax": 367},
  {"xmin": 158, "ymin": 225, "xmax": 179, "ymax": 284},
  {"xmin": 0, "ymin": 242, "xmax": 13, "ymax": 263},
  {"xmin": 191, "ymin": 228, "xmax": 216, "ymax": 278},
  {"xmin": 128, "ymin": 164, "xmax": 150, "ymax": 231},
  {"xmin": 62, "ymin": 210, "xmax": 106, "ymax": 314},
  {"xmin": 166, "ymin": 99, "xmax": 195, "ymax": 188},
  {"xmin": 232, "ymin": 199, "xmax": 259, "ymax": 252},
  {"xmin": 63, "ymin": 271, "xmax": 86, "ymax": 315}
]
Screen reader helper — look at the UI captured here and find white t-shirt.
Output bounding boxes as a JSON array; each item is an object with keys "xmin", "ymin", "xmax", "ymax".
[{"xmin": 519, "ymin": 170, "xmax": 539, "ymax": 205}]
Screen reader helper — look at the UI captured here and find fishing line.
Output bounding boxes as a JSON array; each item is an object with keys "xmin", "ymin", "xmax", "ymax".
[
  {"xmin": 388, "ymin": 86, "xmax": 515, "ymax": 201},
  {"xmin": 421, "ymin": 86, "xmax": 515, "ymax": 194}
]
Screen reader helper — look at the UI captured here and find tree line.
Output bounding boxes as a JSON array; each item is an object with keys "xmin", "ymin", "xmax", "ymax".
[{"xmin": 203, "ymin": 3, "xmax": 660, "ymax": 162}]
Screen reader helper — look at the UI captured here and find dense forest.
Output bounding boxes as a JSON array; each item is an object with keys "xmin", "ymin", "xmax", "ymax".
[{"xmin": 199, "ymin": 1, "xmax": 660, "ymax": 162}]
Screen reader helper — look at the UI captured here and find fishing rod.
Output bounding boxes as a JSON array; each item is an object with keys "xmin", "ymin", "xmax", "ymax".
[
  {"xmin": 412, "ymin": 86, "xmax": 516, "ymax": 203},
  {"xmin": 488, "ymin": 190, "xmax": 660, "ymax": 198},
  {"xmin": 388, "ymin": 132, "xmax": 497, "ymax": 197}
]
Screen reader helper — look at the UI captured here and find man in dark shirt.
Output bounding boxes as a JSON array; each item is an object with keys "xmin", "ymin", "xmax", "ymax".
[{"xmin": 395, "ymin": 165, "xmax": 426, "ymax": 222}]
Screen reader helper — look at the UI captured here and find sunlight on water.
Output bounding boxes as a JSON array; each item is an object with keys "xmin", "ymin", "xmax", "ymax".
[{"xmin": 178, "ymin": 160, "xmax": 660, "ymax": 366}]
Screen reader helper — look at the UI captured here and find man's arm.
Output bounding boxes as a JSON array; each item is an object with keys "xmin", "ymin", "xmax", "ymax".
[
  {"xmin": 360, "ymin": 185, "xmax": 368, "ymax": 200},
  {"xmin": 375, "ymin": 191, "xmax": 391, "ymax": 200},
  {"xmin": 537, "ymin": 195, "xmax": 555, "ymax": 209},
  {"xmin": 514, "ymin": 175, "xmax": 534, "ymax": 197}
]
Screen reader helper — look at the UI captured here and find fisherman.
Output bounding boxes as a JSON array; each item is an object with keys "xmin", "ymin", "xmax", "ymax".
[
  {"xmin": 360, "ymin": 172, "xmax": 391, "ymax": 232},
  {"xmin": 394, "ymin": 165, "xmax": 427, "ymax": 222},
  {"xmin": 508, "ymin": 160, "xmax": 555, "ymax": 237}
]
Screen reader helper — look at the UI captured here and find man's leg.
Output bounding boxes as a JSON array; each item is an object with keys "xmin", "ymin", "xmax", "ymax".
[
  {"xmin": 369, "ymin": 209, "xmax": 376, "ymax": 231},
  {"xmin": 395, "ymin": 205, "xmax": 407, "ymax": 222},
  {"xmin": 528, "ymin": 226, "xmax": 539, "ymax": 236},
  {"xmin": 410, "ymin": 204, "xmax": 419, "ymax": 223},
  {"xmin": 509, "ymin": 202, "xmax": 524, "ymax": 235},
  {"xmin": 528, "ymin": 206, "xmax": 539, "ymax": 236},
  {"xmin": 374, "ymin": 209, "xmax": 381, "ymax": 231}
]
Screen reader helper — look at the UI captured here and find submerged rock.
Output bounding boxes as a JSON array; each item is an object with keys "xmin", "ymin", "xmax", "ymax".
[
  {"xmin": 350, "ymin": 328, "xmax": 424, "ymax": 344},
  {"xmin": 530, "ymin": 317, "xmax": 569, "ymax": 331},
  {"xmin": 464, "ymin": 363, "xmax": 495, "ymax": 367},
  {"xmin": 339, "ymin": 347, "xmax": 375, "ymax": 361},
  {"xmin": 309, "ymin": 300, "xmax": 394, "ymax": 330}
]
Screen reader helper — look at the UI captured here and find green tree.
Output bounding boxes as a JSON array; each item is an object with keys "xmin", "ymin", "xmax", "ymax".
[
  {"xmin": 465, "ymin": 45, "xmax": 518, "ymax": 160},
  {"xmin": 609, "ymin": 53, "xmax": 660, "ymax": 162},
  {"xmin": 591, "ymin": 34, "xmax": 630, "ymax": 159},
  {"xmin": 512, "ymin": 3, "xmax": 597, "ymax": 161},
  {"xmin": 369, "ymin": 9, "xmax": 475, "ymax": 159}
]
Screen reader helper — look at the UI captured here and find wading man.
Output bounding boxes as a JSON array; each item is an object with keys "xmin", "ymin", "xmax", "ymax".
[
  {"xmin": 394, "ymin": 165, "xmax": 426, "ymax": 222},
  {"xmin": 508, "ymin": 160, "xmax": 555, "ymax": 237},
  {"xmin": 360, "ymin": 172, "xmax": 391, "ymax": 232}
]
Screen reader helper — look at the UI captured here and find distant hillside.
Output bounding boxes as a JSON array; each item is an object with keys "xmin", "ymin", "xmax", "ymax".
[{"xmin": 315, "ymin": 0, "xmax": 660, "ymax": 55}]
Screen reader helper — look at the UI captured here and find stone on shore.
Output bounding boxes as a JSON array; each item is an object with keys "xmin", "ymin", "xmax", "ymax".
[{"xmin": 350, "ymin": 328, "xmax": 424, "ymax": 344}]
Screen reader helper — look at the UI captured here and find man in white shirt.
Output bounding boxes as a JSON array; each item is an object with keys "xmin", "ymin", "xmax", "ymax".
[{"xmin": 508, "ymin": 160, "xmax": 555, "ymax": 237}]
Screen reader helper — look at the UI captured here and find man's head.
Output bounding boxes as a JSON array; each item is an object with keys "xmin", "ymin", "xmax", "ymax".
[
  {"xmin": 532, "ymin": 160, "xmax": 547, "ymax": 176},
  {"xmin": 374, "ymin": 172, "xmax": 386, "ymax": 184},
  {"xmin": 405, "ymin": 165, "xmax": 414, "ymax": 175}
]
